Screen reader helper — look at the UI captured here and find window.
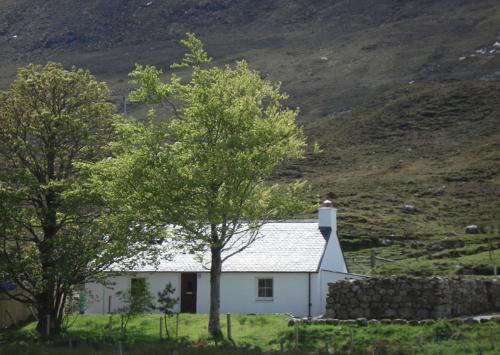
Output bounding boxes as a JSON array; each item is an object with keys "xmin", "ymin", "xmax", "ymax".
[
  {"xmin": 257, "ymin": 278, "xmax": 273, "ymax": 298},
  {"xmin": 131, "ymin": 278, "xmax": 146, "ymax": 295}
]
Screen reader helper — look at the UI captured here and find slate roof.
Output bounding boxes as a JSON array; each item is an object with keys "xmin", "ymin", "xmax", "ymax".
[{"xmin": 114, "ymin": 222, "xmax": 330, "ymax": 273}]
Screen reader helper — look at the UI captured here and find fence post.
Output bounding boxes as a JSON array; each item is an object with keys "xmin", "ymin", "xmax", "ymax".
[
  {"xmin": 370, "ymin": 250, "xmax": 376, "ymax": 269},
  {"xmin": 490, "ymin": 326, "xmax": 497, "ymax": 350},
  {"xmin": 175, "ymin": 313, "xmax": 179, "ymax": 338},
  {"xmin": 489, "ymin": 239, "xmax": 498, "ymax": 277},
  {"xmin": 226, "ymin": 313, "xmax": 232, "ymax": 339},
  {"xmin": 46, "ymin": 314, "xmax": 50, "ymax": 337},
  {"xmin": 108, "ymin": 314, "xmax": 113, "ymax": 337},
  {"xmin": 226, "ymin": 313, "xmax": 235, "ymax": 345},
  {"xmin": 108, "ymin": 295, "xmax": 112, "ymax": 314},
  {"xmin": 294, "ymin": 324, "xmax": 299, "ymax": 349},
  {"xmin": 160, "ymin": 316, "xmax": 163, "ymax": 340},
  {"xmin": 120, "ymin": 314, "xmax": 124, "ymax": 339}
]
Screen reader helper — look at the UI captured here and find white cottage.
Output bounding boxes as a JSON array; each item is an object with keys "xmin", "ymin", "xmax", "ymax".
[{"xmin": 85, "ymin": 202, "xmax": 363, "ymax": 317}]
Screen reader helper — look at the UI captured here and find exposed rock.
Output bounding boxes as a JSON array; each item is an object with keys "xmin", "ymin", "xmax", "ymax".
[
  {"xmin": 392, "ymin": 319, "xmax": 408, "ymax": 325},
  {"xmin": 325, "ymin": 318, "xmax": 339, "ymax": 325},
  {"xmin": 403, "ymin": 204, "xmax": 418, "ymax": 213},
  {"xmin": 464, "ymin": 318, "xmax": 479, "ymax": 324},
  {"xmin": 339, "ymin": 319, "xmax": 357, "ymax": 325},
  {"xmin": 378, "ymin": 238, "xmax": 392, "ymax": 246},
  {"xmin": 465, "ymin": 225, "xmax": 480, "ymax": 234},
  {"xmin": 356, "ymin": 318, "xmax": 368, "ymax": 326},
  {"xmin": 421, "ymin": 319, "xmax": 436, "ymax": 325}
]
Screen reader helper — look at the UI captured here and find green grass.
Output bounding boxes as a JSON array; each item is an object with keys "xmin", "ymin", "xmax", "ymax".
[
  {"xmin": 2, "ymin": 315, "xmax": 500, "ymax": 354},
  {"xmin": 3, "ymin": 314, "xmax": 289, "ymax": 346}
]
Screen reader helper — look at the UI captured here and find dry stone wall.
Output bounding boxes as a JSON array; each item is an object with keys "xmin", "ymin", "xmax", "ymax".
[{"xmin": 326, "ymin": 277, "xmax": 500, "ymax": 319}]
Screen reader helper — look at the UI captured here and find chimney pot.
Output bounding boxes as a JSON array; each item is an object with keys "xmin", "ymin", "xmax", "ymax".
[{"xmin": 318, "ymin": 202, "xmax": 336, "ymax": 230}]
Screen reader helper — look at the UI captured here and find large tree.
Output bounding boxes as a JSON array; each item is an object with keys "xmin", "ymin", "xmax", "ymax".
[
  {"xmin": 91, "ymin": 34, "xmax": 309, "ymax": 338},
  {"xmin": 0, "ymin": 62, "xmax": 130, "ymax": 335}
]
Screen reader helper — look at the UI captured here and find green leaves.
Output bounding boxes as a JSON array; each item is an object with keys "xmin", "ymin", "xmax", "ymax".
[
  {"xmin": 0, "ymin": 62, "xmax": 130, "ymax": 332},
  {"xmin": 171, "ymin": 32, "xmax": 212, "ymax": 69},
  {"xmin": 95, "ymin": 33, "xmax": 309, "ymax": 246}
]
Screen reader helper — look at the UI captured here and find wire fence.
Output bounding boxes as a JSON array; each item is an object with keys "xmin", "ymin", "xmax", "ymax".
[{"xmin": 344, "ymin": 250, "xmax": 398, "ymax": 275}]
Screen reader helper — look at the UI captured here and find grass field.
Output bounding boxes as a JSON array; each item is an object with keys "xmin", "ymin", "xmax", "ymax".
[{"xmin": 2, "ymin": 314, "xmax": 500, "ymax": 354}]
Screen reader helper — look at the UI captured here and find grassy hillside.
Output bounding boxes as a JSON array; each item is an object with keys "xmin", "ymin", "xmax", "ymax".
[
  {"xmin": 0, "ymin": 0, "xmax": 498, "ymax": 275},
  {"xmin": 278, "ymin": 80, "xmax": 500, "ymax": 275}
]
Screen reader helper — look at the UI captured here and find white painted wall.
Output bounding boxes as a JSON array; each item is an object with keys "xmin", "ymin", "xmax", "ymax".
[
  {"xmin": 85, "ymin": 272, "xmax": 316, "ymax": 317},
  {"xmin": 197, "ymin": 272, "xmax": 311, "ymax": 316},
  {"xmin": 85, "ymin": 272, "xmax": 182, "ymax": 314}
]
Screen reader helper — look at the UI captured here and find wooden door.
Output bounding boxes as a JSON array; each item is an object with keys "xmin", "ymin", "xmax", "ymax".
[{"xmin": 180, "ymin": 273, "xmax": 197, "ymax": 313}]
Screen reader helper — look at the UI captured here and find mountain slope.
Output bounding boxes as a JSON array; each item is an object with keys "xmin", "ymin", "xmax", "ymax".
[
  {"xmin": 1, "ymin": 0, "xmax": 500, "ymax": 113},
  {"xmin": 0, "ymin": 0, "xmax": 499, "ymax": 275}
]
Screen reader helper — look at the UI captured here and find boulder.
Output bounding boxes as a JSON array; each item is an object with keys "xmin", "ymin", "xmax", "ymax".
[
  {"xmin": 326, "ymin": 318, "xmax": 339, "ymax": 325},
  {"xmin": 464, "ymin": 317, "xmax": 479, "ymax": 324},
  {"xmin": 465, "ymin": 225, "xmax": 480, "ymax": 234},
  {"xmin": 356, "ymin": 318, "xmax": 368, "ymax": 326},
  {"xmin": 339, "ymin": 319, "xmax": 357, "ymax": 325},
  {"xmin": 403, "ymin": 204, "xmax": 418, "ymax": 213},
  {"xmin": 392, "ymin": 319, "xmax": 408, "ymax": 325},
  {"xmin": 420, "ymin": 319, "xmax": 435, "ymax": 325}
]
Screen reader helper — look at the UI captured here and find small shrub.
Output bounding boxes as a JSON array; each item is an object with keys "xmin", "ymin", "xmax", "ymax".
[{"xmin": 432, "ymin": 321, "xmax": 455, "ymax": 340}]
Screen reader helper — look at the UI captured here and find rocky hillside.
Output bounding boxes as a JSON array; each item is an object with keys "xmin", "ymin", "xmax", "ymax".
[
  {"xmin": 0, "ymin": 0, "xmax": 499, "ymax": 275},
  {"xmin": 1, "ymin": 0, "xmax": 500, "ymax": 112}
]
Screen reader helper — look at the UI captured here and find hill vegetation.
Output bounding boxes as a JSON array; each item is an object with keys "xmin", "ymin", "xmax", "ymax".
[{"xmin": 0, "ymin": 0, "xmax": 499, "ymax": 275}]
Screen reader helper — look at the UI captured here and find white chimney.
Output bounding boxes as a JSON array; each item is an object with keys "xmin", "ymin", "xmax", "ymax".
[
  {"xmin": 318, "ymin": 200, "xmax": 337, "ymax": 234},
  {"xmin": 318, "ymin": 200, "xmax": 347, "ymax": 273}
]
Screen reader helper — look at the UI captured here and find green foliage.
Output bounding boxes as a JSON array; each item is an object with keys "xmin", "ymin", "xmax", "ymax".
[
  {"xmin": 117, "ymin": 279, "xmax": 155, "ymax": 338},
  {"xmin": 312, "ymin": 140, "xmax": 323, "ymax": 155},
  {"xmin": 90, "ymin": 33, "xmax": 310, "ymax": 336},
  {"xmin": 170, "ymin": 32, "xmax": 212, "ymax": 68},
  {"xmin": 157, "ymin": 282, "xmax": 179, "ymax": 338},
  {"xmin": 121, "ymin": 32, "xmax": 309, "ymax": 233},
  {"xmin": 2, "ymin": 315, "xmax": 500, "ymax": 354},
  {"xmin": 157, "ymin": 282, "xmax": 178, "ymax": 316},
  {"xmin": 0, "ymin": 62, "xmax": 129, "ymax": 334}
]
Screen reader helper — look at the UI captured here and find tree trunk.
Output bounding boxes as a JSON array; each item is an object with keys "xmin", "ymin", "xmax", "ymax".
[
  {"xmin": 35, "ymin": 290, "xmax": 62, "ymax": 336},
  {"xmin": 208, "ymin": 245, "xmax": 223, "ymax": 339}
]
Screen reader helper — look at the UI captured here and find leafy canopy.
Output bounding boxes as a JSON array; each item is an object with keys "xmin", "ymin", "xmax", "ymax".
[
  {"xmin": 122, "ymin": 34, "xmax": 309, "ymax": 243},
  {"xmin": 89, "ymin": 33, "xmax": 310, "ymax": 338},
  {"xmin": 0, "ymin": 62, "xmax": 131, "ymax": 333}
]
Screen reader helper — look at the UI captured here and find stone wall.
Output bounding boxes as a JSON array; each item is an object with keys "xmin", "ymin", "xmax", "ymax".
[{"xmin": 326, "ymin": 277, "xmax": 500, "ymax": 319}]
